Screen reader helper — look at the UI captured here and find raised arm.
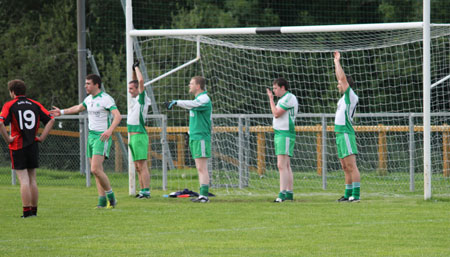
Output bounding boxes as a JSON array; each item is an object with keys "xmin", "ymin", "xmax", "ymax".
[
  {"xmin": 334, "ymin": 51, "xmax": 348, "ymax": 87},
  {"xmin": 50, "ymin": 103, "xmax": 85, "ymax": 117},
  {"xmin": 135, "ymin": 67, "xmax": 145, "ymax": 94},
  {"xmin": 132, "ymin": 60, "xmax": 145, "ymax": 94}
]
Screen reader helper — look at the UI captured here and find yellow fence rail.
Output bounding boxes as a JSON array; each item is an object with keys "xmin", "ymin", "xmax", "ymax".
[{"xmin": 35, "ymin": 124, "xmax": 450, "ymax": 177}]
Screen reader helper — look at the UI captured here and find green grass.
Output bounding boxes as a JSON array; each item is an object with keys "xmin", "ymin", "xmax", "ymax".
[
  {"xmin": 3, "ymin": 166, "xmax": 450, "ymax": 196},
  {"xmin": 1, "ymin": 183, "xmax": 450, "ymax": 256}
]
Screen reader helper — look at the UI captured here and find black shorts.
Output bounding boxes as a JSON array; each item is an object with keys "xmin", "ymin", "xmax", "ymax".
[{"xmin": 10, "ymin": 142, "xmax": 39, "ymax": 170}]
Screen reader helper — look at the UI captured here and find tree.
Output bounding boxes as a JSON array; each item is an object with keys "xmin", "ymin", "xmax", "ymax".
[{"xmin": 0, "ymin": 0, "xmax": 78, "ymax": 109}]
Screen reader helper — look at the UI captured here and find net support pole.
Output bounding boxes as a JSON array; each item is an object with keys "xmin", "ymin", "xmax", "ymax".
[
  {"xmin": 409, "ymin": 113, "xmax": 415, "ymax": 192},
  {"xmin": 161, "ymin": 115, "xmax": 168, "ymax": 191},
  {"xmin": 431, "ymin": 74, "xmax": 450, "ymax": 89},
  {"xmin": 321, "ymin": 116, "xmax": 327, "ymax": 190},
  {"xmin": 11, "ymin": 170, "xmax": 16, "ymax": 185},
  {"xmin": 423, "ymin": 0, "xmax": 432, "ymax": 200},
  {"xmin": 244, "ymin": 116, "xmax": 250, "ymax": 185},
  {"xmin": 238, "ymin": 115, "xmax": 244, "ymax": 189},
  {"xmin": 144, "ymin": 38, "xmax": 201, "ymax": 87},
  {"xmin": 126, "ymin": 0, "xmax": 136, "ymax": 196}
]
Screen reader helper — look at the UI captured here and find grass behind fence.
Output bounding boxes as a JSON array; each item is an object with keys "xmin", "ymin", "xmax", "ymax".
[{"xmin": 1, "ymin": 166, "xmax": 450, "ymax": 196}]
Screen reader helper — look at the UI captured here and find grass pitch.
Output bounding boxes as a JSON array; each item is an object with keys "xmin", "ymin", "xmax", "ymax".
[{"xmin": 1, "ymin": 183, "xmax": 450, "ymax": 256}]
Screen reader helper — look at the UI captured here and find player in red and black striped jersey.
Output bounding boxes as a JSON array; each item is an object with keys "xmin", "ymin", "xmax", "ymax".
[{"xmin": 0, "ymin": 79, "xmax": 55, "ymax": 218}]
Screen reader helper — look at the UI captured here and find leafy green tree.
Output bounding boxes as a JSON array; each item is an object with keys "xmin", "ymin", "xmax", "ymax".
[
  {"xmin": 1, "ymin": 0, "xmax": 450, "ymax": 115},
  {"xmin": 172, "ymin": 1, "xmax": 237, "ymax": 28},
  {"xmin": 0, "ymin": 0, "xmax": 77, "ymax": 109},
  {"xmin": 379, "ymin": 0, "xmax": 421, "ymax": 22}
]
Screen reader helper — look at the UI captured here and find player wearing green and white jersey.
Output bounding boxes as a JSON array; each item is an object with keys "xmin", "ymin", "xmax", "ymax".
[
  {"xmin": 128, "ymin": 61, "xmax": 152, "ymax": 198},
  {"xmin": 51, "ymin": 74, "xmax": 122, "ymax": 208},
  {"xmin": 83, "ymin": 91, "xmax": 117, "ymax": 134},
  {"xmin": 166, "ymin": 76, "xmax": 212, "ymax": 203},
  {"xmin": 177, "ymin": 90, "xmax": 212, "ymax": 142},
  {"xmin": 334, "ymin": 51, "xmax": 361, "ymax": 203},
  {"xmin": 267, "ymin": 78, "xmax": 298, "ymax": 203}
]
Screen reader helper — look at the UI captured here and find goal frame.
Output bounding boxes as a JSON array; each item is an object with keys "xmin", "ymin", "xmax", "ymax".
[{"xmin": 125, "ymin": 0, "xmax": 434, "ymax": 199}]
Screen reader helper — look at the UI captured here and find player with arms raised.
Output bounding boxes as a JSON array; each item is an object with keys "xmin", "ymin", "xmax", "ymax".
[
  {"xmin": 334, "ymin": 51, "xmax": 361, "ymax": 203},
  {"xmin": 128, "ymin": 61, "xmax": 152, "ymax": 198}
]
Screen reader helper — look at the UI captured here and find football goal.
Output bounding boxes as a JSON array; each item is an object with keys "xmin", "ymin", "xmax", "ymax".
[{"xmin": 125, "ymin": 0, "xmax": 450, "ymax": 198}]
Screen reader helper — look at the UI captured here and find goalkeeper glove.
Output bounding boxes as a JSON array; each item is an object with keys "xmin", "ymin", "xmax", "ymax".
[
  {"xmin": 132, "ymin": 60, "xmax": 140, "ymax": 71},
  {"xmin": 164, "ymin": 100, "xmax": 177, "ymax": 110}
]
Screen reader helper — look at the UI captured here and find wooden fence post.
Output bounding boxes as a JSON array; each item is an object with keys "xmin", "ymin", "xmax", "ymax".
[
  {"xmin": 257, "ymin": 132, "xmax": 266, "ymax": 176},
  {"xmin": 377, "ymin": 124, "xmax": 387, "ymax": 175},
  {"xmin": 177, "ymin": 134, "xmax": 185, "ymax": 169}
]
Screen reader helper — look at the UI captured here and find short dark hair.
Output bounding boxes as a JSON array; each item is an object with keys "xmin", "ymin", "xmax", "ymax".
[
  {"xmin": 346, "ymin": 75, "xmax": 355, "ymax": 87},
  {"xmin": 129, "ymin": 80, "xmax": 138, "ymax": 88},
  {"xmin": 8, "ymin": 79, "xmax": 26, "ymax": 95},
  {"xmin": 86, "ymin": 74, "xmax": 102, "ymax": 88},
  {"xmin": 273, "ymin": 77, "xmax": 289, "ymax": 90},
  {"xmin": 192, "ymin": 76, "xmax": 206, "ymax": 90}
]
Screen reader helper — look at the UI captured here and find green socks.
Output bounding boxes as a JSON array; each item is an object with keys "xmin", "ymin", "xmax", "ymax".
[
  {"xmin": 344, "ymin": 184, "xmax": 353, "ymax": 199},
  {"xmin": 200, "ymin": 184, "xmax": 209, "ymax": 197},
  {"xmin": 285, "ymin": 191, "xmax": 294, "ymax": 200},
  {"xmin": 278, "ymin": 191, "xmax": 286, "ymax": 200},
  {"xmin": 98, "ymin": 196, "xmax": 107, "ymax": 207},
  {"xmin": 106, "ymin": 190, "xmax": 116, "ymax": 202},
  {"xmin": 140, "ymin": 188, "xmax": 150, "ymax": 196},
  {"xmin": 98, "ymin": 190, "xmax": 116, "ymax": 207},
  {"xmin": 352, "ymin": 182, "xmax": 360, "ymax": 199}
]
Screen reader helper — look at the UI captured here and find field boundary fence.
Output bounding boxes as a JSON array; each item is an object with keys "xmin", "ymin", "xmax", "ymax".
[{"xmin": 1, "ymin": 113, "xmax": 449, "ymax": 194}]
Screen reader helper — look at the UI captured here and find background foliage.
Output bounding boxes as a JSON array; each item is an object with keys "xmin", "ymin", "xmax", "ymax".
[{"xmin": 0, "ymin": 0, "xmax": 449, "ymax": 113}]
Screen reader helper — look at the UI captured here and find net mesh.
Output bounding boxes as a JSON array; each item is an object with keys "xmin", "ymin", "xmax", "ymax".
[{"xmin": 136, "ymin": 25, "xmax": 450, "ymax": 195}]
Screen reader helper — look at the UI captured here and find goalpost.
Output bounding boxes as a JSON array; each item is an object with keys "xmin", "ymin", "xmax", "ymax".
[{"xmin": 125, "ymin": 0, "xmax": 450, "ymax": 199}]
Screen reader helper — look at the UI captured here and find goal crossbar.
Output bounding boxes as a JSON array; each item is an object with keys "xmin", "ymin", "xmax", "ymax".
[{"xmin": 130, "ymin": 22, "xmax": 424, "ymax": 37}]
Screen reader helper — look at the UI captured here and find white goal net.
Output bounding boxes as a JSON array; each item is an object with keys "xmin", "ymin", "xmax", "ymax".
[{"xmin": 132, "ymin": 24, "xmax": 450, "ymax": 196}]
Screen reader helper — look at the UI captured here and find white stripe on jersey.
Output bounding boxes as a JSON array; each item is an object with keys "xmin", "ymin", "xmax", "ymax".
[
  {"xmin": 285, "ymin": 137, "xmax": 290, "ymax": 155},
  {"xmin": 201, "ymin": 140, "xmax": 206, "ymax": 157},
  {"xmin": 344, "ymin": 133, "xmax": 353, "ymax": 155}
]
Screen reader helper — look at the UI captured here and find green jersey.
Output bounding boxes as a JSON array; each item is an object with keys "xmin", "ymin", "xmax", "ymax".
[
  {"xmin": 177, "ymin": 91, "xmax": 212, "ymax": 140},
  {"xmin": 127, "ymin": 91, "xmax": 151, "ymax": 133},
  {"xmin": 273, "ymin": 91, "xmax": 298, "ymax": 138},
  {"xmin": 334, "ymin": 87, "xmax": 358, "ymax": 134}
]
